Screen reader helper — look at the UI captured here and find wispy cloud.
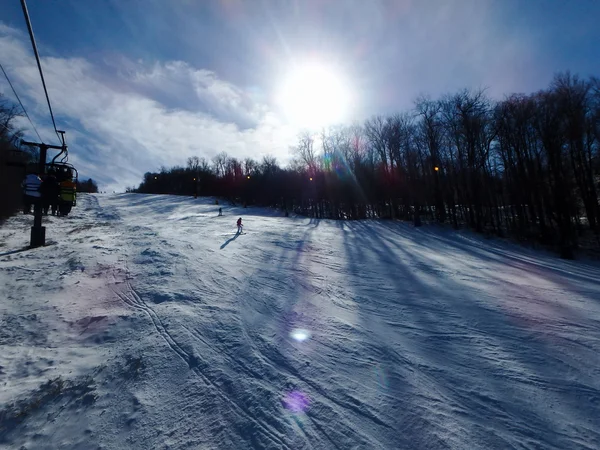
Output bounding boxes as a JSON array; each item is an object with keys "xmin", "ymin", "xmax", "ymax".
[
  {"xmin": 0, "ymin": 24, "xmax": 295, "ymax": 191},
  {"xmin": 127, "ymin": 60, "xmax": 267, "ymax": 129}
]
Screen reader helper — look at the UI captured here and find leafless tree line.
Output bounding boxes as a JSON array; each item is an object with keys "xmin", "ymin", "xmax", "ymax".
[
  {"xmin": 286, "ymin": 72, "xmax": 599, "ymax": 258},
  {"xmin": 138, "ymin": 72, "xmax": 600, "ymax": 258}
]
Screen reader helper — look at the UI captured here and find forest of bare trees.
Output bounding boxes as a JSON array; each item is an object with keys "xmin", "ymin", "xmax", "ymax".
[{"xmin": 138, "ymin": 72, "xmax": 600, "ymax": 258}]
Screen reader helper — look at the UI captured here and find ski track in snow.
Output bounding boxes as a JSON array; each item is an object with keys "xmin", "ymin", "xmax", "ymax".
[{"xmin": 1, "ymin": 193, "xmax": 600, "ymax": 449}]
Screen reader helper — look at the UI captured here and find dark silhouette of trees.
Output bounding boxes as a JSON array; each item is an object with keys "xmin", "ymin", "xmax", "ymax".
[
  {"xmin": 134, "ymin": 72, "xmax": 600, "ymax": 258},
  {"xmin": 76, "ymin": 178, "xmax": 99, "ymax": 193},
  {"xmin": 0, "ymin": 94, "xmax": 37, "ymax": 221}
]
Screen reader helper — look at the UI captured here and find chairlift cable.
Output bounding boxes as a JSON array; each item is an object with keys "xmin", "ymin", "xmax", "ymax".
[
  {"xmin": 0, "ymin": 61, "xmax": 44, "ymax": 142},
  {"xmin": 20, "ymin": 0, "xmax": 62, "ymax": 144}
]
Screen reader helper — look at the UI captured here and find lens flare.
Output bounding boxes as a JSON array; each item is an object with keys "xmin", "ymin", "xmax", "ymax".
[
  {"xmin": 290, "ymin": 328, "xmax": 311, "ymax": 342},
  {"xmin": 373, "ymin": 364, "xmax": 389, "ymax": 390},
  {"xmin": 283, "ymin": 390, "xmax": 310, "ymax": 413}
]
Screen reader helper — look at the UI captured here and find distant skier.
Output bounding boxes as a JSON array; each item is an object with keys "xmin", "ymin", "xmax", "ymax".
[
  {"xmin": 236, "ymin": 217, "xmax": 243, "ymax": 234},
  {"xmin": 218, "ymin": 207, "xmax": 222, "ymax": 216}
]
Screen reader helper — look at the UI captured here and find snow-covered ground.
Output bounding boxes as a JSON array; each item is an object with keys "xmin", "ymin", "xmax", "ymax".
[{"xmin": 1, "ymin": 193, "xmax": 600, "ymax": 450}]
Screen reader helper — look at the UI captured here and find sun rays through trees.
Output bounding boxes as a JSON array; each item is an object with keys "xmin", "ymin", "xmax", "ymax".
[{"xmin": 134, "ymin": 72, "xmax": 600, "ymax": 259}]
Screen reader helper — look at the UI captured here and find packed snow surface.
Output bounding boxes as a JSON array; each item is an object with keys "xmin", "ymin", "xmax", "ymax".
[{"xmin": 1, "ymin": 193, "xmax": 600, "ymax": 449}]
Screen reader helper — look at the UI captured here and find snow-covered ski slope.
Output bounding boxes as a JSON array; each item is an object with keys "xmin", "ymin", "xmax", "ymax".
[{"xmin": 1, "ymin": 193, "xmax": 600, "ymax": 450}]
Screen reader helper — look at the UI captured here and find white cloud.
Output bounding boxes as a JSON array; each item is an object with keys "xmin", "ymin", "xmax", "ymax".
[{"xmin": 0, "ymin": 24, "xmax": 296, "ymax": 191}]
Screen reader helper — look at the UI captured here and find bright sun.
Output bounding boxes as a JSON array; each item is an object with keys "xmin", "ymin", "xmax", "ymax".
[{"xmin": 276, "ymin": 62, "xmax": 351, "ymax": 129}]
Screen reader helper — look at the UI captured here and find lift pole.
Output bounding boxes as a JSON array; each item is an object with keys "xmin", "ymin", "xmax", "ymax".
[{"xmin": 21, "ymin": 140, "xmax": 65, "ymax": 247}]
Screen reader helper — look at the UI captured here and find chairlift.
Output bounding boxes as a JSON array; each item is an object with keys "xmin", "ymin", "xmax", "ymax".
[
  {"xmin": 22, "ymin": 139, "xmax": 79, "ymax": 216},
  {"xmin": 45, "ymin": 161, "xmax": 78, "ymax": 215}
]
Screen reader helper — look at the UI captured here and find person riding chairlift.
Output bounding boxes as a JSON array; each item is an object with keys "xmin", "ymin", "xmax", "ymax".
[{"xmin": 21, "ymin": 171, "xmax": 42, "ymax": 214}]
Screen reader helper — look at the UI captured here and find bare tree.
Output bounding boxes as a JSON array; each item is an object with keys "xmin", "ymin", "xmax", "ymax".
[
  {"xmin": 186, "ymin": 156, "xmax": 200, "ymax": 172},
  {"xmin": 553, "ymin": 72, "xmax": 600, "ymax": 232},
  {"xmin": 260, "ymin": 155, "xmax": 279, "ymax": 176},
  {"xmin": 364, "ymin": 115, "xmax": 390, "ymax": 171},
  {"xmin": 243, "ymin": 157, "xmax": 257, "ymax": 176},
  {"xmin": 0, "ymin": 94, "xmax": 23, "ymax": 143},
  {"xmin": 292, "ymin": 131, "xmax": 318, "ymax": 173},
  {"xmin": 212, "ymin": 152, "xmax": 228, "ymax": 177},
  {"xmin": 415, "ymin": 96, "xmax": 445, "ymax": 222}
]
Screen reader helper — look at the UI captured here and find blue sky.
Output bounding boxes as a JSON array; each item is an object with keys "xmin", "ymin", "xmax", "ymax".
[{"xmin": 1, "ymin": 0, "xmax": 599, "ymax": 191}]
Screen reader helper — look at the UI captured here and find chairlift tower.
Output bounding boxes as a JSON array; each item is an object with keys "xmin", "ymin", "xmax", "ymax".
[{"xmin": 21, "ymin": 139, "xmax": 67, "ymax": 247}]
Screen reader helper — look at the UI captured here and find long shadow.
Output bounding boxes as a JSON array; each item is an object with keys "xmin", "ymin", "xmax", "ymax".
[
  {"xmin": 0, "ymin": 240, "xmax": 58, "ymax": 259},
  {"xmin": 109, "ymin": 198, "xmax": 355, "ymax": 446},
  {"xmin": 219, "ymin": 232, "xmax": 240, "ymax": 249},
  {"xmin": 237, "ymin": 217, "xmax": 323, "ymax": 331},
  {"xmin": 202, "ymin": 217, "xmax": 340, "ymax": 446},
  {"xmin": 378, "ymin": 221, "xmax": 600, "ymax": 296},
  {"xmin": 246, "ymin": 219, "xmax": 436, "ymax": 447},
  {"xmin": 230, "ymin": 216, "xmax": 378, "ymax": 447},
  {"xmin": 341, "ymin": 220, "xmax": 600, "ymax": 448},
  {"xmin": 0, "ymin": 246, "xmax": 30, "ymax": 258},
  {"xmin": 269, "ymin": 218, "xmax": 387, "ymax": 447},
  {"xmin": 382, "ymin": 221, "xmax": 600, "ymax": 279},
  {"xmin": 122, "ymin": 205, "xmax": 600, "ymax": 447},
  {"xmin": 337, "ymin": 222, "xmax": 433, "ymax": 447}
]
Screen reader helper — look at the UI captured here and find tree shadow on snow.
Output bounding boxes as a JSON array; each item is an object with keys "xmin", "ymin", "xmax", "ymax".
[{"xmin": 338, "ymin": 220, "xmax": 600, "ymax": 449}]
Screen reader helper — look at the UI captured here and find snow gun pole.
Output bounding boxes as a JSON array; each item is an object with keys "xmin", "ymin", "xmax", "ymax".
[{"xmin": 21, "ymin": 140, "xmax": 65, "ymax": 248}]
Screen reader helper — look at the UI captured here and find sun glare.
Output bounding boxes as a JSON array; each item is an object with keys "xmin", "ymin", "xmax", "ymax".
[{"xmin": 276, "ymin": 62, "xmax": 351, "ymax": 129}]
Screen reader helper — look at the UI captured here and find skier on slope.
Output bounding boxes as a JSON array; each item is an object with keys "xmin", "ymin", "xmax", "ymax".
[{"xmin": 237, "ymin": 217, "xmax": 243, "ymax": 233}]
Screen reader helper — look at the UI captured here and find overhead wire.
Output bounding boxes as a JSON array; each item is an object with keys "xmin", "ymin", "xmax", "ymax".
[
  {"xmin": 0, "ymin": 61, "xmax": 44, "ymax": 142},
  {"xmin": 20, "ymin": 0, "xmax": 62, "ymax": 144}
]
